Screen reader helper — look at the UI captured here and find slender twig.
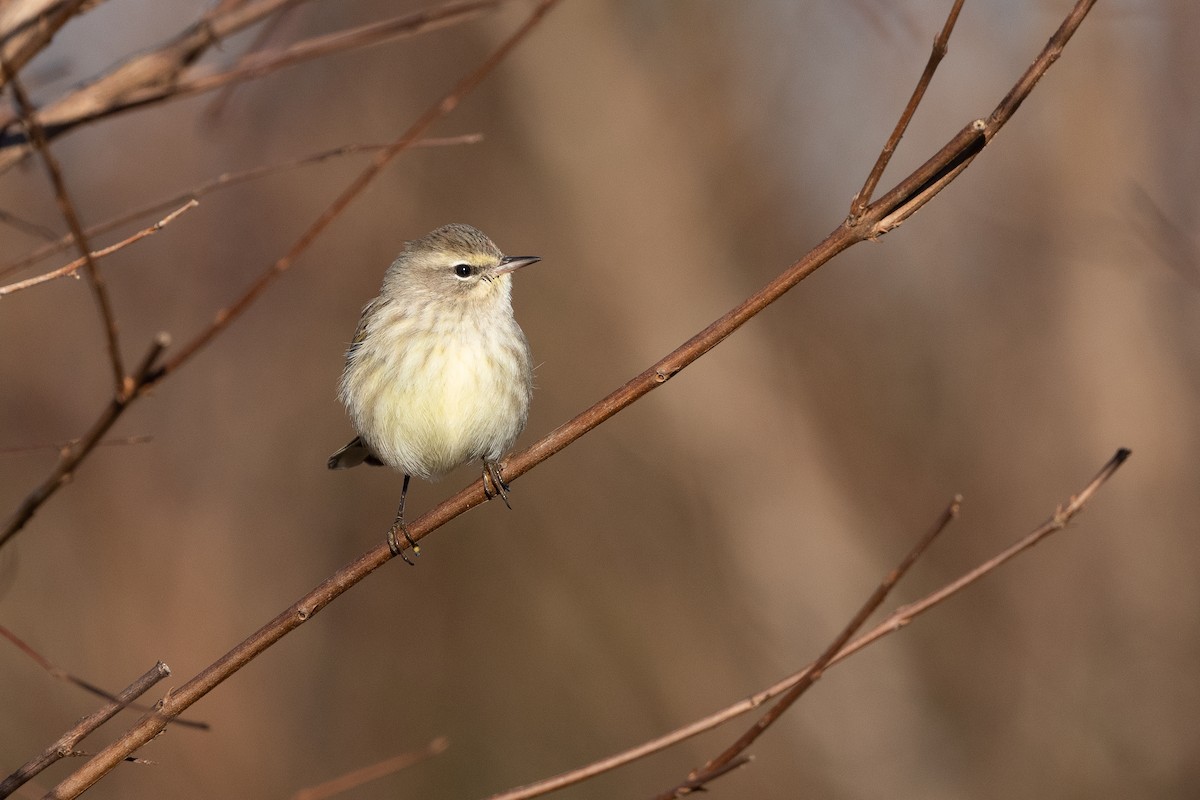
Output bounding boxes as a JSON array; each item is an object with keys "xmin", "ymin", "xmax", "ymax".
[
  {"xmin": 203, "ymin": 2, "xmax": 297, "ymax": 122},
  {"xmin": 848, "ymin": 0, "xmax": 965, "ymax": 221},
  {"xmin": 0, "ymin": 200, "xmax": 197, "ymax": 297},
  {"xmin": 0, "ymin": 662, "xmax": 170, "ymax": 800},
  {"xmin": 0, "ymin": 0, "xmax": 96, "ymax": 91},
  {"xmin": 289, "ymin": 737, "xmax": 450, "ymax": 800},
  {"xmin": 0, "ymin": 0, "xmax": 503, "ymax": 173},
  {"xmin": 0, "ymin": 136, "xmax": 482, "ymax": 280},
  {"xmin": 177, "ymin": 1, "xmax": 502, "ymax": 99},
  {"xmin": 44, "ymin": 6, "xmax": 562, "ymax": 796},
  {"xmin": 486, "ymin": 450, "xmax": 1129, "ymax": 800},
  {"xmin": 0, "ymin": 435, "xmax": 152, "ymax": 456},
  {"xmin": 653, "ymin": 498, "xmax": 960, "ymax": 799},
  {"xmin": 2, "ymin": 64, "xmax": 126, "ymax": 392},
  {"xmin": 0, "ymin": 334, "xmax": 168, "ymax": 549},
  {"xmin": 43, "ymin": 2, "xmax": 1100, "ymax": 794},
  {"xmin": 0, "ymin": 206, "xmax": 59, "ymax": 240},
  {"xmin": 1130, "ymin": 184, "xmax": 1200, "ymax": 291}
]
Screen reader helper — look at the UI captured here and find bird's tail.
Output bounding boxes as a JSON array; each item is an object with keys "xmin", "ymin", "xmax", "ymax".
[{"xmin": 327, "ymin": 436, "xmax": 382, "ymax": 469}]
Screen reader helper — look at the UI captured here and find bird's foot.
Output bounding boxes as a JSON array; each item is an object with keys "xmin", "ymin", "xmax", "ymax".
[
  {"xmin": 386, "ymin": 522, "xmax": 420, "ymax": 565},
  {"xmin": 482, "ymin": 461, "xmax": 512, "ymax": 510}
]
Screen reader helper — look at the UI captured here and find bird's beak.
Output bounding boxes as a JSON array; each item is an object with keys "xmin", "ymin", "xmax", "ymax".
[{"xmin": 495, "ymin": 255, "xmax": 541, "ymax": 275}]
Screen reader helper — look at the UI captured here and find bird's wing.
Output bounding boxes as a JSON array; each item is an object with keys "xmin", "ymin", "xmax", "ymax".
[{"xmin": 344, "ymin": 296, "xmax": 378, "ymax": 364}]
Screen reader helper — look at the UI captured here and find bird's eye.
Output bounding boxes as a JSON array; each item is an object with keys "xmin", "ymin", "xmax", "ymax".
[{"xmin": 453, "ymin": 264, "xmax": 473, "ymax": 278}]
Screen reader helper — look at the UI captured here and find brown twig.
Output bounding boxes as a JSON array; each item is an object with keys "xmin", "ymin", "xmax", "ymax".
[
  {"xmin": 177, "ymin": 1, "xmax": 503, "ymax": 98},
  {"xmin": 0, "ymin": 0, "xmax": 502, "ymax": 173},
  {"xmin": 43, "ymin": 6, "xmax": 562, "ymax": 795},
  {"xmin": 44, "ymin": 0, "xmax": 1100, "ymax": 794},
  {"xmin": 848, "ymin": 0, "xmax": 965, "ymax": 221},
  {"xmin": 1130, "ymin": 184, "xmax": 1200, "ymax": 291},
  {"xmin": 486, "ymin": 450, "xmax": 1129, "ymax": 800},
  {"xmin": 2, "ymin": 63, "xmax": 126, "ymax": 392},
  {"xmin": 202, "ymin": 1, "xmax": 297, "ymax": 123},
  {"xmin": 289, "ymin": 736, "xmax": 450, "ymax": 800},
  {"xmin": 0, "ymin": 136, "xmax": 482, "ymax": 280},
  {"xmin": 652, "ymin": 498, "xmax": 961, "ymax": 799},
  {"xmin": 0, "ymin": 661, "xmax": 169, "ymax": 799},
  {"xmin": 0, "ymin": 0, "xmax": 97, "ymax": 92},
  {"xmin": 0, "ymin": 333, "xmax": 168, "ymax": 549},
  {"xmin": 0, "ymin": 200, "xmax": 197, "ymax": 296},
  {"xmin": 0, "ymin": 434, "xmax": 152, "ymax": 456},
  {"xmin": 0, "ymin": 206, "xmax": 60, "ymax": 240}
]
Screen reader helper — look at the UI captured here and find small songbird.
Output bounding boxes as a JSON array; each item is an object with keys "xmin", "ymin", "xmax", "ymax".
[{"xmin": 328, "ymin": 223, "xmax": 539, "ymax": 563}]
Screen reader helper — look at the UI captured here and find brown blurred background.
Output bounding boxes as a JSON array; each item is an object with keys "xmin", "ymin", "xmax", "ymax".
[{"xmin": 1, "ymin": 1, "xmax": 1197, "ymax": 797}]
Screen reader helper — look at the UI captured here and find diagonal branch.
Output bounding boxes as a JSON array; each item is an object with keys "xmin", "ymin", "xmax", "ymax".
[
  {"xmin": 848, "ymin": 0, "xmax": 965, "ymax": 221},
  {"xmin": 0, "ymin": 661, "xmax": 170, "ymax": 800},
  {"xmin": 486, "ymin": 450, "xmax": 1129, "ymax": 800},
  {"xmin": 0, "ymin": 135, "xmax": 481, "ymax": 279},
  {"xmin": 653, "ymin": 498, "xmax": 961, "ymax": 798},
  {"xmin": 0, "ymin": 200, "xmax": 197, "ymax": 296},
  {"xmin": 2, "ymin": 63, "xmax": 127, "ymax": 392},
  {"xmin": 0, "ymin": 0, "xmax": 504, "ymax": 174},
  {"xmin": 0, "ymin": 0, "xmax": 98, "ymax": 91},
  {"xmin": 289, "ymin": 737, "xmax": 450, "ymax": 800},
  {"xmin": 0, "ymin": 333, "xmax": 169, "ymax": 549}
]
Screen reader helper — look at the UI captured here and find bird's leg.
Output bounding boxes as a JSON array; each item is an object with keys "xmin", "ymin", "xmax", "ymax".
[
  {"xmin": 386, "ymin": 474, "xmax": 420, "ymax": 565},
  {"xmin": 482, "ymin": 460, "xmax": 513, "ymax": 510}
]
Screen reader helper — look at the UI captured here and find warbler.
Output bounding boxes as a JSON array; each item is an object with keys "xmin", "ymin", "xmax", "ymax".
[{"xmin": 328, "ymin": 223, "xmax": 539, "ymax": 563}]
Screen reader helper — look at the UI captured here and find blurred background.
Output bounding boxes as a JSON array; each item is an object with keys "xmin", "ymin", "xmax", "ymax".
[{"xmin": 1, "ymin": 1, "xmax": 1196, "ymax": 797}]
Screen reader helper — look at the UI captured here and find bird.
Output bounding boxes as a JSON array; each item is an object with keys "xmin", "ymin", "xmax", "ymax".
[{"xmin": 328, "ymin": 223, "xmax": 539, "ymax": 563}]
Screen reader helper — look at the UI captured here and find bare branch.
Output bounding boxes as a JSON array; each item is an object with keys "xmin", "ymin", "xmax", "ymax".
[
  {"xmin": 0, "ymin": 661, "xmax": 169, "ymax": 799},
  {"xmin": 0, "ymin": 136, "xmax": 482, "ymax": 280},
  {"xmin": 652, "ymin": 498, "xmax": 961, "ymax": 798},
  {"xmin": 848, "ymin": 0, "xmax": 965, "ymax": 220},
  {"xmin": 0, "ymin": 0, "xmax": 98, "ymax": 91},
  {"xmin": 0, "ymin": 333, "xmax": 168, "ymax": 549},
  {"xmin": 2, "ymin": 63, "xmax": 126, "ymax": 391},
  {"xmin": 0, "ymin": 200, "xmax": 197, "ymax": 296},
  {"xmin": 485, "ymin": 451, "xmax": 1129, "ymax": 800},
  {"xmin": 289, "ymin": 737, "xmax": 450, "ymax": 800},
  {"xmin": 0, "ymin": 434, "xmax": 152, "ymax": 456},
  {"xmin": 0, "ymin": 0, "xmax": 503, "ymax": 174}
]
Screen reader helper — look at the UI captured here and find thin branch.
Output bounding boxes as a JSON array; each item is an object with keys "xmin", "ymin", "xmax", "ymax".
[
  {"xmin": 0, "ymin": 434, "xmax": 152, "ymax": 456},
  {"xmin": 0, "ymin": 661, "xmax": 169, "ymax": 800},
  {"xmin": 848, "ymin": 0, "xmax": 965, "ymax": 221},
  {"xmin": 0, "ymin": 136, "xmax": 482, "ymax": 279},
  {"xmin": 43, "ymin": 2, "xmax": 1101, "ymax": 794},
  {"xmin": 0, "ymin": 206, "xmax": 60, "ymax": 240},
  {"xmin": 289, "ymin": 737, "xmax": 450, "ymax": 800},
  {"xmin": 0, "ymin": 0, "xmax": 97, "ymax": 92},
  {"xmin": 2, "ymin": 63, "xmax": 126, "ymax": 392},
  {"xmin": 0, "ymin": 0, "xmax": 503, "ymax": 174},
  {"xmin": 0, "ymin": 200, "xmax": 197, "ymax": 296},
  {"xmin": 177, "ymin": 1, "xmax": 502, "ymax": 99},
  {"xmin": 653, "ymin": 498, "xmax": 961, "ymax": 799},
  {"xmin": 486, "ymin": 450, "xmax": 1129, "ymax": 800},
  {"xmin": 1130, "ymin": 184, "xmax": 1200, "ymax": 291},
  {"xmin": 202, "ymin": 2, "xmax": 297, "ymax": 123},
  {"xmin": 44, "ymin": 4, "xmax": 562, "ymax": 794},
  {"xmin": 985, "ymin": 0, "xmax": 1097, "ymax": 132},
  {"xmin": 0, "ymin": 334, "xmax": 168, "ymax": 549}
]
